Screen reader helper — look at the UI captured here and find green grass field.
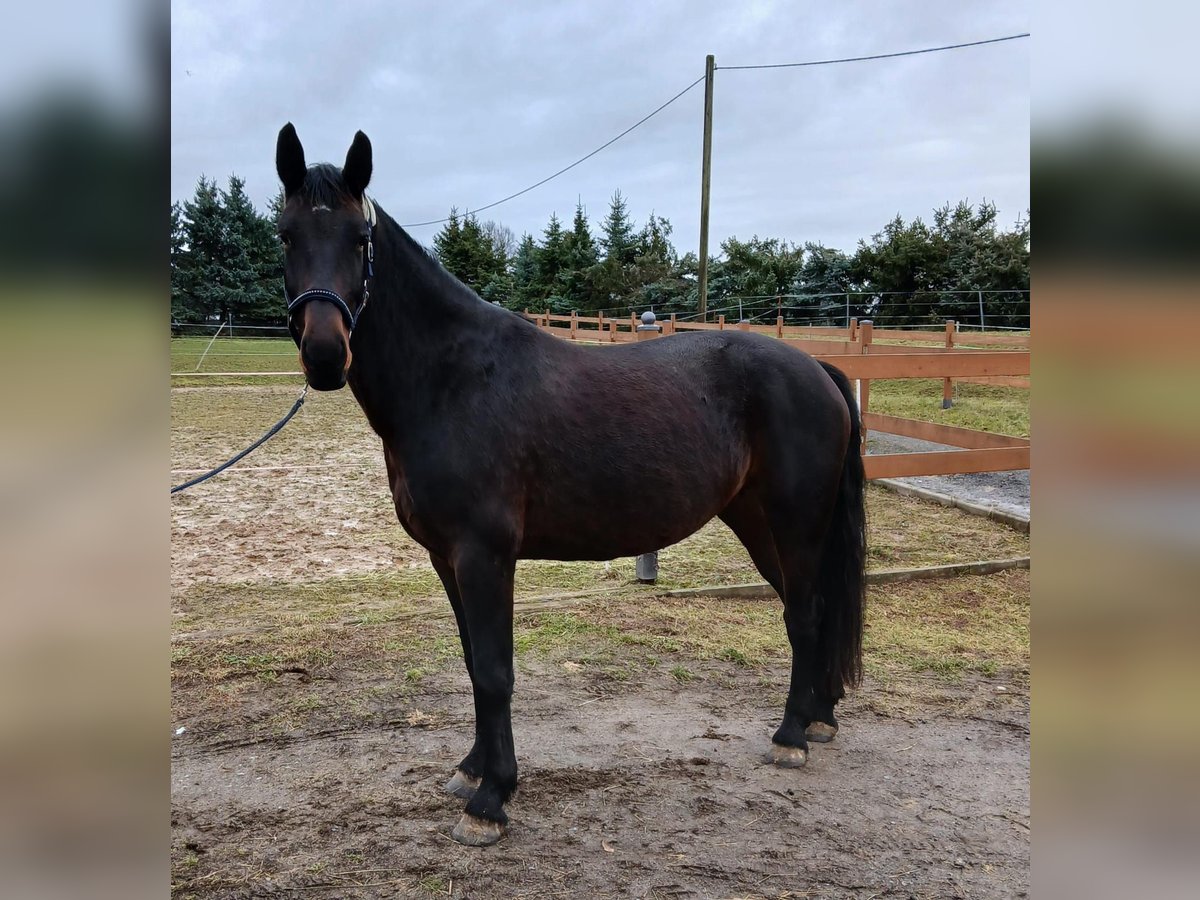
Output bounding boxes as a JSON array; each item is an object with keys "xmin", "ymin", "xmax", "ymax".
[{"xmin": 171, "ymin": 336, "xmax": 303, "ymax": 385}]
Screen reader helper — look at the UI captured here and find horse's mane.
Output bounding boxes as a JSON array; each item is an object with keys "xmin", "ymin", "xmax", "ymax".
[{"xmin": 299, "ymin": 164, "xmax": 355, "ymax": 207}]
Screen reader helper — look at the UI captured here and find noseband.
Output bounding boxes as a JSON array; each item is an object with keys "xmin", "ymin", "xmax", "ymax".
[{"xmin": 285, "ymin": 196, "xmax": 377, "ymax": 334}]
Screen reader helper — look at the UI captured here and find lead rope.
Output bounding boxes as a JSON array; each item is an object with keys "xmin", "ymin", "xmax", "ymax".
[
  {"xmin": 172, "ymin": 197, "xmax": 377, "ymax": 496},
  {"xmin": 170, "ymin": 384, "xmax": 309, "ymax": 494}
]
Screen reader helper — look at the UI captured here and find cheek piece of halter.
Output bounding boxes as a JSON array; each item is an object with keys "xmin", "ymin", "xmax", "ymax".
[{"xmin": 285, "ymin": 196, "xmax": 377, "ymax": 335}]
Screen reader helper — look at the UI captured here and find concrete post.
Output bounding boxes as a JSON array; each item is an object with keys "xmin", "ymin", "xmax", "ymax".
[
  {"xmin": 635, "ymin": 309, "xmax": 663, "ymax": 582},
  {"xmin": 636, "ymin": 551, "xmax": 658, "ymax": 584},
  {"xmin": 636, "ymin": 310, "xmax": 662, "ymax": 341}
]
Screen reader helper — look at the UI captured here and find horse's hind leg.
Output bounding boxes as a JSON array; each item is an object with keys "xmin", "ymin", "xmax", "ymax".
[
  {"xmin": 719, "ymin": 490, "xmax": 784, "ymax": 596},
  {"xmin": 430, "ymin": 553, "xmax": 483, "ymax": 799},
  {"xmin": 766, "ymin": 532, "xmax": 827, "ymax": 768},
  {"xmin": 720, "ymin": 492, "xmax": 840, "ymax": 752}
]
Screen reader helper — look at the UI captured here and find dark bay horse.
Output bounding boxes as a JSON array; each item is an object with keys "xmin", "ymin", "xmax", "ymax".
[{"xmin": 274, "ymin": 124, "xmax": 866, "ymax": 846}]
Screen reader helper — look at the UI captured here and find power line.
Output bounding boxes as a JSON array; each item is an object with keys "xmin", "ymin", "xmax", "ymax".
[
  {"xmin": 401, "ymin": 32, "xmax": 1029, "ymax": 229},
  {"xmin": 402, "ymin": 74, "xmax": 707, "ymax": 228},
  {"xmin": 717, "ymin": 33, "xmax": 1030, "ymax": 71}
]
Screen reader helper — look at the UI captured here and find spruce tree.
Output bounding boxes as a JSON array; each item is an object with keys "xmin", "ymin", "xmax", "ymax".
[
  {"xmin": 561, "ymin": 201, "xmax": 599, "ymax": 310},
  {"xmin": 433, "ymin": 208, "xmax": 466, "ymax": 278},
  {"xmin": 511, "ymin": 233, "xmax": 540, "ymax": 310},
  {"xmin": 535, "ymin": 213, "xmax": 569, "ymax": 308},
  {"xmin": 600, "ymin": 190, "xmax": 637, "ymax": 267},
  {"xmin": 170, "ymin": 201, "xmax": 199, "ymax": 323},
  {"xmin": 179, "ymin": 176, "xmax": 227, "ymax": 322},
  {"xmin": 222, "ymin": 175, "xmax": 282, "ymax": 323}
]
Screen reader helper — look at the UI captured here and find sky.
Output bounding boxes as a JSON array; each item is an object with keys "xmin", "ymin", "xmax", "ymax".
[{"xmin": 170, "ymin": 1, "xmax": 1030, "ymax": 255}]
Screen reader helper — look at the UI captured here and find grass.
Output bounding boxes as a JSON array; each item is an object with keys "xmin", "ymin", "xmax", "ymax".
[
  {"xmin": 172, "ymin": 485, "xmax": 1028, "ymax": 634},
  {"xmin": 868, "ymin": 378, "xmax": 1029, "ymax": 437},
  {"xmin": 170, "ymin": 568, "xmax": 1029, "ymax": 743},
  {"xmin": 171, "ymin": 336, "xmax": 301, "ymax": 386}
]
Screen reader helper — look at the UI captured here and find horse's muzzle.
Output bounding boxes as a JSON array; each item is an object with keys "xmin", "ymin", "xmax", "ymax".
[
  {"xmin": 299, "ymin": 336, "xmax": 350, "ymax": 391},
  {"xmin": 296, "ymin": 302, "xmax": 352, "ymax": 390}
]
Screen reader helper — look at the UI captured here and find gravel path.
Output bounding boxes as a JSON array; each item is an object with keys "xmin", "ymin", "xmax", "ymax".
[{"xmin": 867, "ymin": 432, "xmax": 1030, "ymax": 520}]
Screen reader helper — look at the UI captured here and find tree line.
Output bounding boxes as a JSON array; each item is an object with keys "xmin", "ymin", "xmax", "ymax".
[
  {"xmin": 171, "ymin": 176, "xmax": 284, "ymax": 324},
  {"xmin": 171, "ymin": 177, "xmax": 1029, "ymax": 328}
]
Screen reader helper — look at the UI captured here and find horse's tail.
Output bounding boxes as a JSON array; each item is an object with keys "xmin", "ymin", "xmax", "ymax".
[{"xmin": 816, "ymin": 361, "xmax": 867, "ymax": 697}]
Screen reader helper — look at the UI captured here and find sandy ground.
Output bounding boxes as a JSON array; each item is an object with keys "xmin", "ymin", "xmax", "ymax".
[{"xmin": 172, "ymin": 656, "xmax": 1029, "ymax": 899}]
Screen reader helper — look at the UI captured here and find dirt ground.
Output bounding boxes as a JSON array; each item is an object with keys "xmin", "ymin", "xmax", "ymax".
[
  {"xmin": 171, "ymin": 385, "xmax": 1029, "ymax": 898},
  {"xmin": 171, "ymin": 649, "xmax": 1028, "ymax": 899}
]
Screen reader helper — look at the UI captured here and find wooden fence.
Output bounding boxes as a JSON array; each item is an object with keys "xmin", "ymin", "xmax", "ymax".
[{"xmin": 521, "ymin": 312, "xmax": 1030, "ymax": 481}]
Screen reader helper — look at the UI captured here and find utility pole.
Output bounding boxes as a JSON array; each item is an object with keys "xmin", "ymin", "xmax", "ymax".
[{"xmin": 697, "ymin": 54, "xmax": 715, "ymax": 322}]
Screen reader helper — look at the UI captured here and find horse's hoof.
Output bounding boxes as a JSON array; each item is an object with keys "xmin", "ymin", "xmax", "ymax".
[
  {"xmin": 444, "ymin": 769, "xmax": 481, "ymax": 800},
  {"xmin": 805, "ymin": 721, "xmax": 838, "ymax": 743},
  {"xmin": 765, "ymin": 743, "xmax": 808, "ymax": 768},
  {"xmin": 451, "ymin": 813, "xmax": 506, "ymax": 847}
]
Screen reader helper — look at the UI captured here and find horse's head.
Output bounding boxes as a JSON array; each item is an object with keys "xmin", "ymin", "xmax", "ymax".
[{"xmin": 275, "ymin": 123, "xmax": 375, "ymax": 391}]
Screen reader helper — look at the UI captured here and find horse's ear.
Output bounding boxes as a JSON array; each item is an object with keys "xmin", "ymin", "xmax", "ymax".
[
  {"xmin": 342, "ymin": 131, "xmax": 373, "ymax": 198},
  {"xmin": 276, "ymin": 123, "xmax": 306, "ymax": 196}
]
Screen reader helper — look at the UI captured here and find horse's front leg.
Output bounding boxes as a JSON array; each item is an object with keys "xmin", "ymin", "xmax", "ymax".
[
  {"xmin": 429, "ymin": 553, "xmax": 485, "ymax": 799},
  {"xmin": 447, "ymin": 544, "xmax": 517, "ymax": 846}
]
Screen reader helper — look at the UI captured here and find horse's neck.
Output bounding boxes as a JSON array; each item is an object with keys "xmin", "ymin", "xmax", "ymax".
[{"xmin": 347, "ymin": 218, "xmax": 486, "ymax": 440}]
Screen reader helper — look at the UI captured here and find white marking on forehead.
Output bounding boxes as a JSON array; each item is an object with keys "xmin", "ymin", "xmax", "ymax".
[{"xmin": 312, "ymin": 204, "xmax": 331, "ymax": 212}]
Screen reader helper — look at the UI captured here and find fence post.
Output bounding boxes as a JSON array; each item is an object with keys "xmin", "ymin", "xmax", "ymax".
[
  {"xmin": 669, "ymin": 313, "xmax": 677, "ymax": 335},
  {"xmin": 738, "ymin": 319, "xmax": 751, "ymax": 332},
  {"xmin": 570, "ymin": 310, "xmax": 578, "ymax": 340},
  {"xmin": 858, "ymin": 320, "xmax": 873, "ymax": 452},
  {"xmin": 718, "ymin": 314, "xmax": 725, "ymax": 330},
  {"xmin": 846, "ymin": 293, "xmax": 851, "ymax": 327},
  {"xmin": 849, "ymin": 317, "xmax": 858, "ymax": 342},
  {"xmin": 608, "ymin": 321, "xmax": 617, "ymax": 343},
  {"xmin": 942, "ymin": 320, "xmax": 956, "ymax": 409},
  {"xmin": 636, "ymin": 550, "xmax": 658, "ymax": 583},
  {"xmin": 776, "ymin": 315, "xmax": 784, "ymax": 338},
  {"xmin": 597, "ymin": 310, "xmax": 605, "ymax": 338},
  {"xmin": 636, "ymin": 310, "xmax": 663, "ymax": 342},
  {"xmin": 978, "ymin": 289, "xmax": 986, "ymax": 332}
]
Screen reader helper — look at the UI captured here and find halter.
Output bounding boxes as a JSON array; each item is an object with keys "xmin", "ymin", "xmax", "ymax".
[{"xmin": 285, "ymin": 196, "xmax": 377, "ymax": 334}]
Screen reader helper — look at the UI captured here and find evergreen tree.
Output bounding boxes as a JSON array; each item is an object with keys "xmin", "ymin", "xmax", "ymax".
[
  {"xmin": 799, "ymin": 243, "xmax": 858, "ymax": 323},
  {"xmin": 851, "ymin": 214, "xmax": 942, "ymax": 325},
  {"xmin": 561, "ymin": 201, "xmax": 600, "ymax": 310},
  {"xmin": 171, "ymin": 175, "xmax": 289, "ymax": 326},
  {"xmin": 535, "ymin": 213, "xmax": 570, "ymax": 310},
  {"xmin": 177, "ymin": 176, "xmax": 226, "ymax": 321},
  {"xmin": 222, "ymin": 175, "xmax": 282, "ymax": 323},
  {"xmin": 629, "ymin": 214, "xmax": 681, "ymax": 313},
  {"xmin": 433, "ymin": 208, "xmax": 466, "ymax": 278},
  {"xmin": 511, "ymin": 233, "xmax": 541, "ymax": 310},
  {"xmin": 599, "ymin": 190, "xmax": 637, "ymax": 266},
  {"xmin": 170, "ymin": 201, "xmax": 199, "ymax": 322},
  {"xmin": 592, "ymin": 192, "xmax": 640, "ymax": 308},
  {"xmin": 708, "ymin": 236, "xmax": 804, "ymax": 317},
  {"xmin": 929, "ymin": 201, "xmax": 1029, "ymax": 326},
  {"xmin": 433, "ymin": 209, "xmax": 510, "ymax": 298}
]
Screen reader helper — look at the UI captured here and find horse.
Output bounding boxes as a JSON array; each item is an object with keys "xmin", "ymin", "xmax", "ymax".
[{"xmin": 274, "ymin": 124, "xmax": 866, "ymax": 846}]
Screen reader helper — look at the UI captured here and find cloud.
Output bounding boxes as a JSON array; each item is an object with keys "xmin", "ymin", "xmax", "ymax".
[{"xmin": 171, "ymin": 0, "xmax": 1029, "ymax": 253}]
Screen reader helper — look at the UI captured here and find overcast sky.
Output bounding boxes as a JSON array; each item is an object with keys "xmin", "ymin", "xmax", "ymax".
[{"xmin": 171, "ymin": 1, "xmax": 1029, "ymax": 255}]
